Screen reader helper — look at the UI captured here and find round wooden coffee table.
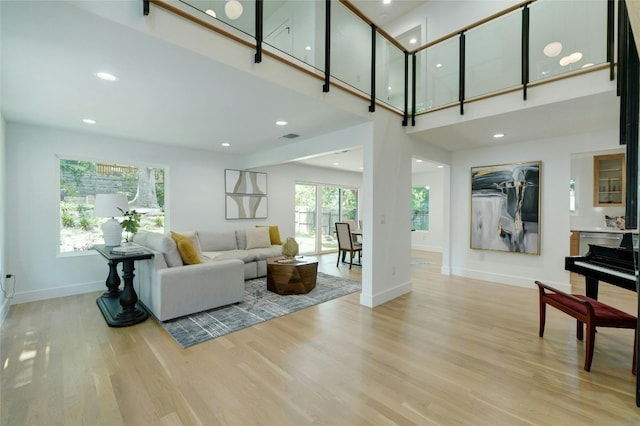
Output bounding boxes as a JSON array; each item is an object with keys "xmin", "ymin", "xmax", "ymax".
[{"xmin": 266, "ymin": 257, "xmax": 318, "ymax": 295}]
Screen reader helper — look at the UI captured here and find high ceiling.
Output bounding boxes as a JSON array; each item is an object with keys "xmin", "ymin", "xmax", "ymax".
[{"xmin": 1, "ymin": 1, "xmax": 618, "ymax": 176}]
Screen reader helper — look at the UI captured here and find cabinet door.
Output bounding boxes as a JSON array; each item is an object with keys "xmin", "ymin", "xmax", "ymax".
[{"xmin": 593, "ymin": 153, "xmax": 625, "ymax": 206}]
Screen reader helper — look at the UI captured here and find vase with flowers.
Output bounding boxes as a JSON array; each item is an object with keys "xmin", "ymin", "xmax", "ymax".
[{"xmin": 118, "ymin": 208, "xmax": 141, "ymax": 244}]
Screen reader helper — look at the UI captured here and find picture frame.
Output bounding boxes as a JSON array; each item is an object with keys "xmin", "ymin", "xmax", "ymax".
[
  {"xmin": 225, "ymin": 195, "xmax": 268, "ymax": 220},
  {"xmin": 470, "ymin": 160, "xmax": 541, "ymax": 254},
  {"xmin": 225, "ymin": 169, "xmax": 267, "ymax": 195}
]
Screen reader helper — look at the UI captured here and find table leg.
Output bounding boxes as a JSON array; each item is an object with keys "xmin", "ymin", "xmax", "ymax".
[
  {"xmin": 104, "ymin": 259, "xmax": 121, "ymax": 297},
  {"xmin": 96, "ymin": 259, "xmax": 148, "ymax": 327}
]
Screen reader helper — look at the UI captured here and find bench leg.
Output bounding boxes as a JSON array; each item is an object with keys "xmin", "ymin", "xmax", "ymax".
[
  {"xmin": 584, "ymin": 323, "xmax": 596, "ymax": 372},
  {"xmin": 539, "ymin": 297, "xmax": 546, "ymax": 338},
  {"xmin": 577, "ymin": 320, "xmax": 584, "ymax": 341}
]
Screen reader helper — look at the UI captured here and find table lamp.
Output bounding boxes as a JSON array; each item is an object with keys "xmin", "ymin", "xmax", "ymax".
[{"xmin": 94, "ymin": 193, "xmax": 129, "ymax": 246}]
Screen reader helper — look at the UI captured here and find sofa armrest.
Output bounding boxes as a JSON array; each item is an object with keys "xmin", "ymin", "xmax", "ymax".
[{"xmin": 150, "ymin": 259, "xmax": 245, "ymax": 321}]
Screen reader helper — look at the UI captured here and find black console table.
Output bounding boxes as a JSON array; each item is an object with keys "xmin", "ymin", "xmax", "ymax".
[{"xmin": 93, "ymin": 244, "xmax": 153, "ymax": 327}]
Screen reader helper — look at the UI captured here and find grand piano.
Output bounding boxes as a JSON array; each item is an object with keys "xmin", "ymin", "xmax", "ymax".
[
  {"xmin": 566, "ymin": 234, "xmax": 640, "ymax": 406},
  {"xmin": 565, "ymin": 233, "xmax": 638, "ymax": 299}
]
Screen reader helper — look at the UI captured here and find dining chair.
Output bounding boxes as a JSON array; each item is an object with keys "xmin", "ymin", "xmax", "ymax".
[{"xmin": 335, "ymin": 222, "xmax": 362, "ymax": 269}]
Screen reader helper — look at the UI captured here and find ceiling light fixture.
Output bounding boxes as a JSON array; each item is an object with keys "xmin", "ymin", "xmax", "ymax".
[
  {"xmin": 333, "ymin": 162, "xmax": 340, "ymax": 166},
  {"xmin": 582, "ymin": 63, "xmax": 594, "ymax": 68},
  {"xmin": 82, "ymin": 118, "xmax": 97, "ymax": 125},
  {"xmin": 383, "ymin": 0, "xmax": 391, "ymax": 4},
  {"xmin": 276, "ymin": 120, "xmax": 288, "ymax": 126},
  {"xmin": 95, "ymin": 71, "xmax": 118, "ymax": 82},
  {"xmin": 205, "ymin": 8, "xmax": 217, "ymax": 18},
  {"xmin": 437, "ymin": 165, "xmax": 444, "ymax": 169},
  {"xmin": 305, "ymin": 46, "xmax": 311, "ymax": 51},
  {"xmin": 409, "ymin": 38, "xmax": 417, "ymax": 44},
  {"xmin": 221, "ymin": 142, "xmax": 230, "ymax": 147},
  {"xmin": 543, "ymin": 41, "xmax": 562, "ymax": 57},
  {"xmin": 436, "ymin": 63, "xmax": 442, "ymax": 68},
  {"xmin": 225, "ymin": 0, "xmax": 243, "ymax": 20},
  {"xmin": 493, "ymin": 133, "xmax": 505, "ymax": 138},
  {"xmin": 415, "ymin": 159, "xmax": 423, "ymax": 163}
]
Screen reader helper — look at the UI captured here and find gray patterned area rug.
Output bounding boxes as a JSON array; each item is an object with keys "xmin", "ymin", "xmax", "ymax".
[{"xmin": 160, "ymin": 272, "xmax": 361, "ymax": 348}]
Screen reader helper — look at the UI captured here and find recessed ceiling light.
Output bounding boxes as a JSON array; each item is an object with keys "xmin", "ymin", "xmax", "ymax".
[
  {"xmin": 305, "ymin": 46, "xmax": 311, "ymax": 51},
  {"xmin": 415, "ymin": 159, "xmax": 423, "ymax": 163},
  {"xmin": 95, "ymin": 71, "xmax": 118, "ymax": 82},
  {"xmin": 493, "ymin": 133, "xmax": 505, "ymax": 138},
  {"xmin": 82, "ymin": 118, "xmax": 96, "ymax": 125},
  {"xmin": 205, "ymin": 8, "xmax": 217, "ymax": 18},
  {"xmin": 383, "ymin": 0, "xmax": 391, "ymax": 4},
  {"xmin": 388, "ymin": 86, "xmax": 392, "ymax": 91},
  {"xmin": 276, "ymin": 120, "xmax": 288, "ymax": 126},
  {"xmin": 221, "ymin": 142, "xmax": 230, "ymax": 147},
  {"xmin": 437, "ymin": 165, "xmax": 444, "ymax": 168},
  {"xmin": 436, "ymin": 63, "xmax": 442, "ymax": 68},
  {"xmin": 333, "ymin": 162, "xmax": 340, "ymax": 166},
  {"xmin": 409, "ymin": 38, "xmax": 417, "ymax": 44}
]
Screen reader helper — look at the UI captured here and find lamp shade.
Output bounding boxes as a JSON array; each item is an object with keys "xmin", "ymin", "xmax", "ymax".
[{"xmin": 94, "ymin": 194, "xmax": 129, "ymax": 218}]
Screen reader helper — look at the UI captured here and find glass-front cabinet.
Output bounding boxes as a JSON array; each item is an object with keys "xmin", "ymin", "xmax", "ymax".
[{"xmin": 593, "ymin": 153, "xmax": 625, "ymax": 206}]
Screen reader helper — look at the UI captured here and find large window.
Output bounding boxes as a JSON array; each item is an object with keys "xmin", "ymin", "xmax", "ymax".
[
  {"xmin": 59, "ymin": 158, "xmax": 166, "ymax": 253},
  {"xmin": 295, "ymin": 182, "xmax": 359, "ymax": 254},
  {"xmin": 411, "ymin": 186, "xmax": 429, "ymax": 231}
]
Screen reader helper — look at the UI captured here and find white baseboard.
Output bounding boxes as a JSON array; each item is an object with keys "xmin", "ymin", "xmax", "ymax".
[
  {"xmin": 360, "ymin": 280, "xmax": 412, "ymax": 307},
  {"xmin": 10, "ymin": 280, "xmax": 104, "ymax": 305},
  {"xmin": 450, "ymin": 267, "xmax": 571, "ymax": 293},
  {"xmin": 0, "ymin": 297, "xmax": 10, "ymax": 328}
]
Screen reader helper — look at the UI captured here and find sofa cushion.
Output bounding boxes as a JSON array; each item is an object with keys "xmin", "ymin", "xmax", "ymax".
[
  {"xmin": 197, "ymin": 230, "xmax": 238, "ymax": 252},
  {"xmin": 175, "ymin": 231, "xmax": 204, "ymax": 260},
  {"xmin": 215, "ymin": 250, "xmax": 257, "ymax": 263},
  {"xmin": 257, "ymin": 225, "xmax": 282, "ymax": 245},
  {"xmin": 246, "ymin": 227, "xmax": 271, "ymax": 249},
  {"xmin": 141, "ymin": 231, "xmax": 183, "ymax": 267},
  {"xmin": 236, "ymin": 229, "xmax": 247, "ymax": 250},
  {"xmin": 171, "ymin": 231, "xmax": 201, "ymax": 265},
  {"xmin": 251, "ymin": 245, "xmax": 283, "ymax": 261}
]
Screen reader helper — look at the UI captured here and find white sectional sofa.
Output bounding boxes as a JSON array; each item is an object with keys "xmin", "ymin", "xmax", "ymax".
[{"xmin": 132, "ymin": 228, "xmax": 283, "ymax": 321}]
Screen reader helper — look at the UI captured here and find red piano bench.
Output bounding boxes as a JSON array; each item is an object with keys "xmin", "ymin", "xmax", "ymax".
[{"xmin": 535, "ymin": 281, "xmax": 637, "ymax": 373}]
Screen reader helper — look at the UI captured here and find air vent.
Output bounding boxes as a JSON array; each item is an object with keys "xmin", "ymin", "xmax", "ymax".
[{"xmin": 281, "ymin": 133, "xmax": 300, "ymax": 139}]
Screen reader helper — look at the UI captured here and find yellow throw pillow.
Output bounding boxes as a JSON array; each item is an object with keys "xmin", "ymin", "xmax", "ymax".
[
  {"xmin": 256, "ymin": 225, "xmax": 282, "ymax": 245},
  {"xmin": 170, "ymin": 231, "xmax": 201, "ymax": 265}
]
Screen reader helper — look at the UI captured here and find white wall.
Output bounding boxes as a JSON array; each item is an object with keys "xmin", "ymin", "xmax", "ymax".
[
  {"xmin": 4, "ymin": 122, "xmax": 361, "ymax": 304},
  {"xmin": 412, "ymin": 168, "xmax": 445, "ymax": 252},
  {"xmin": 451, "ymin": 128, "xmax": 621, "ymax": 293},
  {"xmin": 570, "ymin": 148, "xmax": 626, "ymax": 230},
  {"xmin": 385, "ymin": 0, "xmax": 519, "ymax": 42},
  {"xmin": 0, "ymin": 115, "xmax": 8, "ymax": 323}
]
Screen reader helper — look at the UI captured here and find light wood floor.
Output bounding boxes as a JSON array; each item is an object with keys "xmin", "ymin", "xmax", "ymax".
[{"xmin": 2, "ymin": 251, "xmax": 640, "ymax": 425}]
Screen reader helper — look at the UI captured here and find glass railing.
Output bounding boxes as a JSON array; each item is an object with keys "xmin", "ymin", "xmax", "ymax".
[
  {"xmin": 529, "ymin": 0, "xmax": 607, "ymax": 82},
  {"xmin": 464, "ymin": 8, "xmax": 521, "ymax": 99},
  {"xmin": 168, "ymin": 0, "xmax": 612, "ymax": 119},
  {"xmin": 262, "ymin": 0, "xmax": 325, "ymax": 72}
]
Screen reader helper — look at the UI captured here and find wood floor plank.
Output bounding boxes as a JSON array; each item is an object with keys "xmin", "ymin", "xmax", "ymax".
[{"xmin": 2, "ymin": 251, "xmax": 640, "ymax": 424}]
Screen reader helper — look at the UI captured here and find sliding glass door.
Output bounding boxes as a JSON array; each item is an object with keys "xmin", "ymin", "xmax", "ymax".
[{"xmin": 295, "ymin": 182, "xmax": 359, "ymax": 254}]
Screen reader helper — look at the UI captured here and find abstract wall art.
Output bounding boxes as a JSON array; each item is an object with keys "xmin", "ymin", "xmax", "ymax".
[
  {"xmin": 470, "ymin": 161, "xmax": 541, "ymax": 254},
  {"xmin": 225, "ymin": 169, "xmax": 268, "ymax": 219},
  {"xmin": 225, "ymin": 169, "xmax": 267, "ymax": 195},
  {"xmin": 225, "ymin": 195, "xmax": 268, "ymax": 220}
]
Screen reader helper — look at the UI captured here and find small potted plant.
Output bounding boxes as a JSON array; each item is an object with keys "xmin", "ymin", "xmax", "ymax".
[{"xmin": 118, "ymin": 208, "xmax": 141, "ymax": 244}]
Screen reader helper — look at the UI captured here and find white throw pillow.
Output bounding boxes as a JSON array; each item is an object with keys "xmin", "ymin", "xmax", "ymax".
[{"xmin": 245, "ymin": 227, "xmax": 271, "ymax": 249}]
